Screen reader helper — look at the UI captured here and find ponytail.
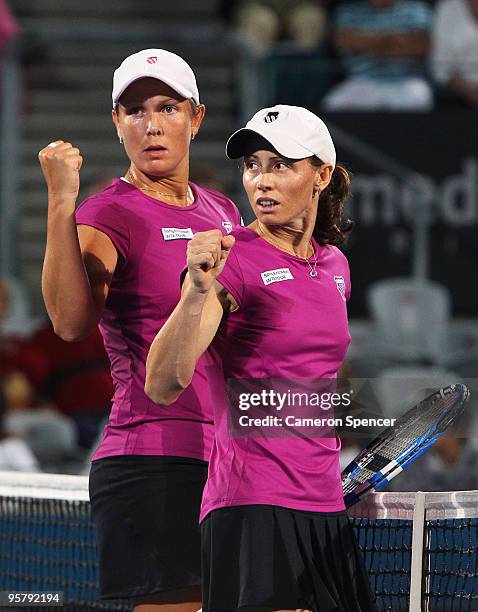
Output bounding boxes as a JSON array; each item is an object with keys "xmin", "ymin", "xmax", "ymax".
[{"xmin": 310, "ymin": 158, "xmax": 354, "ymax": 247}]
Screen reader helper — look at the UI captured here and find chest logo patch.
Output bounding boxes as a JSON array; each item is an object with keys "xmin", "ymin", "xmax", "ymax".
[
  {"xmin": 161, "ymin": 227, "xmax": 194, "ymax": 241},
  {"xmin": 222, "ymin": 221, "xmax": 233, "ymax": 234},
  {"xmin": 261, "ymin": 268, "xmax": 294, "ymax": 286},
  {"xmin": 334, "ymin": 275, "xmax": 346, "ymax": 301}
]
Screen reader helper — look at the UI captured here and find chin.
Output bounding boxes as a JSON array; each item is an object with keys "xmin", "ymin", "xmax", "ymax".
[
  {"xmin": 140, "ymin": 159, "xmax": 175, "ymax": 178},
  {"xmin": 255, "ymin": 211, "xmax": 283, "ymax": 225}
]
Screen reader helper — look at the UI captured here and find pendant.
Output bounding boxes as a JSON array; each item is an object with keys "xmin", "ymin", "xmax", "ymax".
[{"xmin": 309, "ymin": 270, "xmax": 318, "ymax": 277}]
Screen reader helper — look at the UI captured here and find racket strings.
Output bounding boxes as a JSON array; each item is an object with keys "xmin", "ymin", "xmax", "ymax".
[{"xmin": 342, "ymin": 385, "xmax": 469, "ymax": 499}]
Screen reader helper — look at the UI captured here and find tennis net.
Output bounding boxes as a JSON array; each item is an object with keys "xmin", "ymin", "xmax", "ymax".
[{"xmin": 0, "ymin": 472, "xmax": 477, "ymax": 611}]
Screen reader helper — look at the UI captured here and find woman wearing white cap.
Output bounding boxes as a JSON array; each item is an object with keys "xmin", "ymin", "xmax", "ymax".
[
  {"xmin": 38, "ymin": 49, "xmax": 241, "ymax": 611},
  {"xmin": 146, "ymin": 105, "xmax": 377, "ymax": 611}
]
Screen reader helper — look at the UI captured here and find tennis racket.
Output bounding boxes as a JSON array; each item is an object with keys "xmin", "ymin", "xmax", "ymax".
[{"xmin": 341, "ymin": 383, "xmax": 470, "ymax": 508}]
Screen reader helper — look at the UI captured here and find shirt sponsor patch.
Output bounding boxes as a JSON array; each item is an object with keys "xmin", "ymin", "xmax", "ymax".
[
  {"xmin": 261, "ymin": 268, "xmax": 294, "ymax": 286},
  {"xmin": 161, "ymin": 227, "xmax": 194, "ymax": 241},
  {"xmin": 222, "ymin": 221, "xmax": 233, "ymax": 234},
  {"xmin": 334, "ymin": 275, "xmax": 346, "ymax": 301}
]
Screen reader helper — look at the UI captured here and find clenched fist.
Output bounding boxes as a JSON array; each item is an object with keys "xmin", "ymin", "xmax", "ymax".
[
  {"xmin": 38, "ymin": 140, "xmax": 83, "ymax": 199},
  {"xmin": 187, "ymin": 229, "xmax": 235, "ymax": 294}
]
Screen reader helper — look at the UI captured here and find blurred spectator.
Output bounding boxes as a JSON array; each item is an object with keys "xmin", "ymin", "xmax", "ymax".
[
  {"xmin": 0, "ymin": 278, "xmax": 45, "ymax": 396},
  {"xmin": 190, "ymin": 161, "xmax": 226, "ymax": 193},
  {"xmin": 431, "ymin": 0, "xmax": 478, "ymax": 108},
  {"xmin": 322, "ymin": 0, "xmax": 433, "ymax": 111},
  {"xmin": 0, "ymin": 0, "xmax": 18, "ymax": 59},
  {"xmin": 27, "ymin": 322, "xmax": 114, "ymax": 449},
  {"xmin": 231, "ymin": 0, "xmax": 328, "ymax": 53},
  {"xmin": 0, "ymin": 276, "xmax": 40, "ymax": 338},
  {"xmin": 0, "ymin": 381, "xmax": 40, "ymax": 472},
  {"xmin": 79, "ymin": 172, "xmax": 115, "ymax": 202},
  {"xmin": 389, "ymin": 435, "xmax": 478, "ymax": 491},
  {"xmin": 0, "ymin": 278, "xmax": 85, "ymax": 470}
]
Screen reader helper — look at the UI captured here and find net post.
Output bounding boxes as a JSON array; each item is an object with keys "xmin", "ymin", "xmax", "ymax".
[{"xmin": 409, "ymin": 491, "xmax": 427, "ymax": 612}]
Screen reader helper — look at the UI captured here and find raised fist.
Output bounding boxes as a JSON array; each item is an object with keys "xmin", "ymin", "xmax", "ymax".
[
  {"xmin": 38, "ymin": 140, "xmax": 83, "ymax": 199},
  {"xmin": 187, "ymin": 229, "xmax": 235, "ymax": 294}
]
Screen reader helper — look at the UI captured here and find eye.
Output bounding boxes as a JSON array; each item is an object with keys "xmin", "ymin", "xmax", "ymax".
[
  {"xmin": 244, "ymin": 159, "xmax": 259, "ymax": 171},
  {"xmin": 274, "ymin": 160, "xmax": 290, "ymax": 170},
  {"xmin": 162, "ymin": 105, "xmax": 177, "ymax": 114},
  {"xmin": 126, "ymin": 106, "xmax": 144, "ymax": 116}
]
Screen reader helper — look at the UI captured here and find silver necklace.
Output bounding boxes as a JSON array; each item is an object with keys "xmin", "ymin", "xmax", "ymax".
[
  {"xmin": 302, "ymin": 249, "xmax": 318, "ymax": 277},
  {"xmin": 257, "ymin": 223, "xmax": 318, "ymax": 278}
]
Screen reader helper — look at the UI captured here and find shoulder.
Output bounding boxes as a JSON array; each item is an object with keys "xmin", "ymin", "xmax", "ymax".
[
  {"xmin": 324, "ymin": 244, "xmax": 349, "ymax": 264},
  {"xmin": 322, "ymin": 244, "xmax": 350, "ymax": 275},
  {"xmin": 76, "ymin": 179, "xmax": 127, "ymax": 215},
  {"xmin": 229, "ymin": 227, "xmax": 259, "ymax": 252},
  {"xmin": 192, "ymin": 183, "xmax": 241, "ymax": 219},
  {"xmin": 220, "ymin": 228, "xmax": 256, "ymax": 271}
]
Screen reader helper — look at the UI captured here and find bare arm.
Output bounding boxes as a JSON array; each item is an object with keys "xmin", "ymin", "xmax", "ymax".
[
  {"xmin": 39, "ymin": 141, "xmax": 117, "ymax": 341},
  {"xmin": 145, "ymin": 229, "xmax": 236, "ymax": 405}
]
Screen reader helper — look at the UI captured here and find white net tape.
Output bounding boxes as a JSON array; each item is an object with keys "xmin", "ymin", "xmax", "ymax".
[{"xmin": 0, "ymin": 470, "xmax": 89, "ymax": 501}]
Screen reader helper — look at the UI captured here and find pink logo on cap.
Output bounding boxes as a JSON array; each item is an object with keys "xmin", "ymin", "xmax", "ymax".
[{"xmin": 147, "ymin": 56, "xmax": 158, "ymax": 64}]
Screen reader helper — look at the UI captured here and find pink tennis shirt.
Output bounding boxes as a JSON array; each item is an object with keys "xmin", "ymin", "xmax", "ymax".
[
  {"xmin": 200, "ymin": 227, "xmax": 351, "ymax": 520},
  {"xmin": 75, "ymin": 178, "xmax": 241, "ymax": 462}
]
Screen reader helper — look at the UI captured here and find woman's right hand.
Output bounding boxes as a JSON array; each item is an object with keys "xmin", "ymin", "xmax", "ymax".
[
  {"xmin": 187, "ymin": 230, "xmax": 235, "ymax": 294},
  {"xmin": 38, "ymin": 140, "xmax": 83, "ymax": 199}
]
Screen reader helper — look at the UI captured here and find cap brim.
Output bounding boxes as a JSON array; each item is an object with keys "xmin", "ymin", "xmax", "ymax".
[
  {"xmin": 225, "ymin": 128, "xmax": 312, "ymax": 160},
  {"xmin": 113, "ymin": 73, "xmax": 198, "ymax": 106}
]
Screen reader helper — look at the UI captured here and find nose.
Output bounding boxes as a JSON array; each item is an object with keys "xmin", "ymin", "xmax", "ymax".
[
  {"xmin": 146, "ymin": 113, "xmax": 163, "ymax": 136},
  {"xmin": 257, "ymin": 170, "xmax": 273, "ymax": 192}
]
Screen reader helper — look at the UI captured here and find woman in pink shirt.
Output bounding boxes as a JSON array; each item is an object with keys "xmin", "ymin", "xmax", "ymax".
[
  {"xmin": 146, "ymin": 106, "xmax": 377, "ymax": 611},
  {"xmin": 38, "ymin": 49, "xmax": 240, "ymax": 612}
]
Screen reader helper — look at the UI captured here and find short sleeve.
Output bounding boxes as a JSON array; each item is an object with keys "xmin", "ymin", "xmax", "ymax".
[
  {"xmin": 216, "ymin": 248, "xmax": 245, "ymax": 307},
  {"xmin": 224, "ymin": 196, "xmax": 243, "ymax": 229},
  {"xmin": 340, "ymin": 251, "xmax": 351, "ymax": 302},
  {"xmin": 332, "ymin": 246, "xmax": 351, "ymax": 302},
  {"xmin": 345, "ymin": 265, "xmax": 352, "ymax": 303},
  {"xmin": 75, "ymin": 197, "xmax": 130, "ymax": 261}
]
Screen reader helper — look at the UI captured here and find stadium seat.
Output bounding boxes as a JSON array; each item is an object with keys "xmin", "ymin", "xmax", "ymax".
[
  {"xmin": 373, "ymin": 365, "xmax": 461, "ymax": 419},
  {"xmin": 366, "ymin": 277, "xmax": 452, "ymax": 364}
]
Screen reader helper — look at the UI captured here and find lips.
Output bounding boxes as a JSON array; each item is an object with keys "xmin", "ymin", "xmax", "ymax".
[
  {"xmin": 144, "ymin": 145, "xmax": 166, "ymax": 152},
  {"xmin": 256, "ymin": 197, "xmax": 280, "ymax": 213}
]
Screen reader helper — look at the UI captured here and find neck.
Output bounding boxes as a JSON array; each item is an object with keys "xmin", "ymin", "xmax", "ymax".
[
  {"xmin": 126, "ymin": 164, "xmax": 193, "ymax": 207},
  {"xmin": 253, "ymin": 220, "xmax": 314, "ymax": 258}
]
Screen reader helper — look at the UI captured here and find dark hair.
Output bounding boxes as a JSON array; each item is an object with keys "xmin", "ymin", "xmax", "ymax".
[{"xmin": 309, "ymin": 156, "xmax": 353, "ymax": 246}]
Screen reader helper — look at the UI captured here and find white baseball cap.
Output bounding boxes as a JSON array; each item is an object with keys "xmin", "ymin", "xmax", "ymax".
[
  {"xmin": 226, "ymin": 105, "xmax": 336, "ymax": 168},
  {"xmin": 112, "ymin": 48, "xmax": 200, "ymax": 107}
]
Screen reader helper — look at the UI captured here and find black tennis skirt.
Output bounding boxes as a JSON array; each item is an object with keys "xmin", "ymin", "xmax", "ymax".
[
  {"xmin": 89, "ymin": 454, "xmax": 208, "ymax": 600},
  {"xmin": 201, "ymin": 504, "xmax": 378, "ymax": 612}
]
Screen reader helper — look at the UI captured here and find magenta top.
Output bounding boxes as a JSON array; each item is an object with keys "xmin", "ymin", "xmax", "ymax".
[
  {"xmin": 200, "ymin": 227, "xmax": 351, "ymax": 520},
  {"xmin": 75, "ymin": 179, "xmax": 241, "ymax": 462}
]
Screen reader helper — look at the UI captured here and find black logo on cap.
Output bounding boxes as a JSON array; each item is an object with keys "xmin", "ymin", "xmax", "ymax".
[{"xmin": 264, "ymin": 111, "xmax": 279, "ymax": 123}]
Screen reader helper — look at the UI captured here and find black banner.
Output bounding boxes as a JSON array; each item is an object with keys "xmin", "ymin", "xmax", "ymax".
[{"xmin": 325, "ymin": 111, "xmax": 477, "ymax": 316}]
